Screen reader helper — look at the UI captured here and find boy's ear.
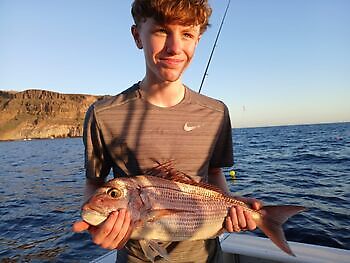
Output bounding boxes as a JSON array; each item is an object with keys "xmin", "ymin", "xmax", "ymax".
[
  {"xmin": 196, "ymin": 34, "xmax": 202, "ymax": 45},
  {"xmin": 131, "ymin": 25, "xmax": 143, "ymax": 49}
]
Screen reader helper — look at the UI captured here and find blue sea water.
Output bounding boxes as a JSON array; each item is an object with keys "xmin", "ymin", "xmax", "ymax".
[{"xmin": 0, "ymin": 122, "xmax": 349, "ymax": 262}]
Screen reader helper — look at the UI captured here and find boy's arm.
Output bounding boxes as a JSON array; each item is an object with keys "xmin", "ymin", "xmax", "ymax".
[
  {"xmin": 73, "ymin": 104, "xmax": 134, "ymax": 249},
  {"xmin": 208, "ymin": 167, "xmax": 263, "ymax": 232}
]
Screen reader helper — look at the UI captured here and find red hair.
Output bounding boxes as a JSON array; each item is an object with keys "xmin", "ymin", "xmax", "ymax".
[{"xmin": 131, "ymin": 0, "xmax": 212, "ymax": 34}]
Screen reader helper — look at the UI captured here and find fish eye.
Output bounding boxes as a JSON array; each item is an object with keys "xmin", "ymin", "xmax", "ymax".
[{"xmin": 107, "ymin": 188, "xmax": 122, "ymax": 198}]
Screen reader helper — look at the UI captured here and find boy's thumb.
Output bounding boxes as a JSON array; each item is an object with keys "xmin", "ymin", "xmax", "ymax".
[{"xmin": 72, "ymin": 221, "xmax": 89, "ymax": 232}]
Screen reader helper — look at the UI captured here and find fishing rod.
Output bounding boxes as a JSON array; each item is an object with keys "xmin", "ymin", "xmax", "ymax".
[{"xmin": 198, "ymin": 0, "xmax": 231, "ymax": 94}]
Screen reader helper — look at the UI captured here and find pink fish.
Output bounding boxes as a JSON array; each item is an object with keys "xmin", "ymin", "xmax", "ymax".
[{"xmin": 82, "ymin": 164, "xmax": 305, "ymax": 261}]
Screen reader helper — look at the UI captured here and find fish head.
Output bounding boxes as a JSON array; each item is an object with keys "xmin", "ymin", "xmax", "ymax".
[{"xmin": 81, "ymin": 178, "xmax": 140, "ymax": 226}]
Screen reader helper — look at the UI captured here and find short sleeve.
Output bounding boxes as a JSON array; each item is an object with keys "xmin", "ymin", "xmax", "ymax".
[
  {"xmin": 83, "ymin": 104, "xmax": 112, "ymax": 183},
  {"xmin": 209, "ymin": 104, "xmax": 234, "ymax": 168}
]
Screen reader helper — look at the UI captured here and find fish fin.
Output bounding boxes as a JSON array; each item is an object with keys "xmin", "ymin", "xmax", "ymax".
[
  {"xmin": 256, "ymin": 205, "xmax": 306, "ymax": 256},
  {"xmin": 145, "ymin": 160, "xmax": 232, "ymax": 195},
  {"xmin": 149, "ymin": 240, "xmax": 170, "ymax": 261},
  {"xmin": 139, "ymin": 240, "xmax": 157, "ymax": 262},
  {"xmin": 146, "ymin": 209, "xmax": 189, "ymax": 223},
  {"xmin": 144, "ymin": 159, "xmax": 176, "ymax": 177},
  {"xmin": 139, "ymin": 239, "xmax": 169, "ymax": 262},
  {"xmin": 144, "ymin": 159, "xmax": 200, "ymax": 184}
]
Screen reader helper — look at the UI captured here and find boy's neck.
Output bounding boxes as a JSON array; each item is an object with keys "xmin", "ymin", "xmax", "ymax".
[{"xmin": 139, "ymin": 78, "xmax": 185, "ymax": 107}]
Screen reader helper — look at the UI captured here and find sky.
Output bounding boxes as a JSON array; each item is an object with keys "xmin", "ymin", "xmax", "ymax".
[{"xmin": 0, "ymin": 0, "xmax": 349, "ymax": 128}]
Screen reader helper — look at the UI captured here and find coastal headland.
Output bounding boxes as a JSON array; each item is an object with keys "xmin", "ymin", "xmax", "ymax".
[{"xmin": 0, "ymin": 89, "xmax": 103, "ymax": 141}]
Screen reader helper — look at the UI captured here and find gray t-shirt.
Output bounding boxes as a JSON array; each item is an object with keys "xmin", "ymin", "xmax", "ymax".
[{"xmin": 83, "ymin": 83, "xmax": 233, "ymax": 262}]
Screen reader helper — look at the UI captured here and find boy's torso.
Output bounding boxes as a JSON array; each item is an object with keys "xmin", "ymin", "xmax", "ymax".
[{"xmin": 92, "ymin": 83, "xmax": 228, "ymax": 182}]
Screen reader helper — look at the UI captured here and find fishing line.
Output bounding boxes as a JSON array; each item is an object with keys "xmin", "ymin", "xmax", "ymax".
[{"xmin": 198, "ymin": 0, "xmax": 231, "ymax": 94}]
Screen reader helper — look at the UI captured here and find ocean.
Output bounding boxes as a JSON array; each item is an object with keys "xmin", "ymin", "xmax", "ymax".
[{"xmin": 0, "ymin": 122, "xmax": 349, "ymax": 262}]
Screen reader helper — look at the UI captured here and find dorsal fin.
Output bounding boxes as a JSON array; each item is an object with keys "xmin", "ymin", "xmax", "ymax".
[{"xmin": 144, "ymin": 160, "xmax": 231, "ymax": 197}]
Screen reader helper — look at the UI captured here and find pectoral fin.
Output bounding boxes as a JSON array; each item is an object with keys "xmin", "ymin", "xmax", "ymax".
[
  {"xmin": 148, "ymin": 240, "xmax": 170, "ymax": 261},
  {"xmin": 139, "ymin": 239, "xmax": 169, "ymax": 262},
  {"xmin": 146, "ymin": 209, "xmax": 189, "ymax": 223}
]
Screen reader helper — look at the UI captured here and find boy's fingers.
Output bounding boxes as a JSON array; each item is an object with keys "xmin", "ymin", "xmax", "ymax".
[
  {"xmin": 249, "ymin": 198, "xmax": 263, "ymax": 210},
  {"xmin": 236, "ymin": 206, "xmax": 247, "ymax": 229},
  {"xmin": 72, "ymin": 221, "xmax": 90, "ymax": 233},
  {"xmin": 93, "ymin": 211, "xmax": 119, "ymax": 245},
  {"xmin": 228, "ymin": 206, "xmax": 241, "ymax": 232},
  {"xmin": 244, "ymin": 211, "xmax": 256, "ymax": 231},
  {"xmin": 112, "ymin": 210, "xmax": 132, "ymax": 249},
  {"xmin": 225, "ymin": 216, "xmax": 233, "ymax": 232},
  {"xmin": 117, "ymin": 219, "xmax": 134, "ymax": 249},
  {"xmin": 101, "ymin": 210, "xmax": 126, "ymax": 249}
]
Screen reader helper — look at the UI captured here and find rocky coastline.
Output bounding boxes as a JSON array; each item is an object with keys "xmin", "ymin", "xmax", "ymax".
[{"xmin": 0, "ymin": 89, "xmax": 104, "ymax": 141}]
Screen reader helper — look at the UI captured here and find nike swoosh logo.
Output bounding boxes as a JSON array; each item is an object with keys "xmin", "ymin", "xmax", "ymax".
[{"xmin": 184, "ymin": 122, "xmax": 201, "ymax": 132}]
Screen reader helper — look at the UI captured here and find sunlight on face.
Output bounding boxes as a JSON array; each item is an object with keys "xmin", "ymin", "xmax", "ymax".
[{"xmin": 133, "ymin": 18, "xmax": 201, "ymax": 84}]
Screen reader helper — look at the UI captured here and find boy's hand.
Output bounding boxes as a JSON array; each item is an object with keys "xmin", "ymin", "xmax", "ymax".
[
  {"xmin": 72, "ymin": 209, "xmax": 133, "ymax": 250},
  {"xmin": 225, "ymin": 197, "xmax": 263, "ymax": 232}
]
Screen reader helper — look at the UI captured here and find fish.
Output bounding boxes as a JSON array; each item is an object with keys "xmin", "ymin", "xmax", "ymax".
[{"xmin": 81, "ymin": 164, "xmax": 306, "ymax": 261}]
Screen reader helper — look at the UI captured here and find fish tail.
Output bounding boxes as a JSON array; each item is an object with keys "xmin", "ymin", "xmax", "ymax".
[{"xmin": 255, "ymin": 205, "xmax": 306, "ymax": 256}]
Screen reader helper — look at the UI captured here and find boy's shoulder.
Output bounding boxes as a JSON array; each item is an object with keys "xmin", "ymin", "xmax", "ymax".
[
  {"xmin": 91, "ymin": 84, "xmax": 140, "ymax": 113},
  {"xmin": 187, "ymin": 87, "xmax": 227, "ymax": 113}
]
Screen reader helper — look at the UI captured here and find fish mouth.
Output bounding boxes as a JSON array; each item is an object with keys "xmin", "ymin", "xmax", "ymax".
[{"xmin": 81, "ymin": 210, "xmax": 108, "ymax": 226}]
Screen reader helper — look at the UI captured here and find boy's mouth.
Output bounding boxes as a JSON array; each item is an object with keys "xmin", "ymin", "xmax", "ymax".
[{"xmin": 159, "ymin": 57, "xmax": 185, "ymax": 67}]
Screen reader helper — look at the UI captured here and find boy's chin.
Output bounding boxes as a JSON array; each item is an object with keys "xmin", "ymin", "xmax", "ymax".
[{"xmin": 159, "ymin": 71, "xmax": 184, "ymax": 83}]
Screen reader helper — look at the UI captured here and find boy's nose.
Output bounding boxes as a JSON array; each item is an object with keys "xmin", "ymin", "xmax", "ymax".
[{"xmin": 165, "ymin": 35, "xmax": 182, "ymax": 55}]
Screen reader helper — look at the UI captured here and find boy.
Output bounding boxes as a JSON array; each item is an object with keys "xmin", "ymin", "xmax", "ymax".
[{"xmin": 73, "ymin": 0, "xmax": 261, "ymax": 262}]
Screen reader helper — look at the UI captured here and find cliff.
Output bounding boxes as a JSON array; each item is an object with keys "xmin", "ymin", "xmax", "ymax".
[{"xmin": 0, "ymin": 89, "xmax": 104, "ymax": 141}]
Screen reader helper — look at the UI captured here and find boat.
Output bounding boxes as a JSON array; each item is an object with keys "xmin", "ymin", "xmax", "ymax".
[{"xmin": 91, "ymin": 233, "xmax": 350, "ymax": 263}]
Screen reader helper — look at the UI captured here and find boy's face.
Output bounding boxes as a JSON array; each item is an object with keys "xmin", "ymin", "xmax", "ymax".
[{"xmin": 132, "ymin": 18, "xmax": 201, "ymax": 84}]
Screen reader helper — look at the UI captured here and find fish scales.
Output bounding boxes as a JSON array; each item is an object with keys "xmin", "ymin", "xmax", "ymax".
[
  {"xmin": 138, "ymin": 176, "xmax": 247, "ymax": 210},
  {"xmin": 135, "ymin": 179, "xmax": 231, "ymax": 240},
  {"xmin": 137, "ymin": 211, "xmax": 225, "ymax": 241},
  {"xmin": 140, "ymin": 188, "xmax": 232, "ymax": 219}
]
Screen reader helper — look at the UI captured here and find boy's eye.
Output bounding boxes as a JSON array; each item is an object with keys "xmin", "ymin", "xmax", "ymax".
[
  {"xmin": 155, "ymin": 28, "xmax": 167, "ymax": 35},
  {"xmin": 183, "ymin": 33, "xmax": 194, "ymax": 39}
]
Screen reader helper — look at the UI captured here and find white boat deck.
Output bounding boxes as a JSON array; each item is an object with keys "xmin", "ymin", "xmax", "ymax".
[
  {"xmin": 220, "ymin": 233, "xmax": 349, "ymax": 263},
  {"xmin": 91, "ymin": 233, "xmax": 350, "ymax": 263}
]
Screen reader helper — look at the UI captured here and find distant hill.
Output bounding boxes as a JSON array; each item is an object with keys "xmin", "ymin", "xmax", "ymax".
[{"xmin": 0, "ymin": 89, "xmax": 104, "ymax": 141}]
